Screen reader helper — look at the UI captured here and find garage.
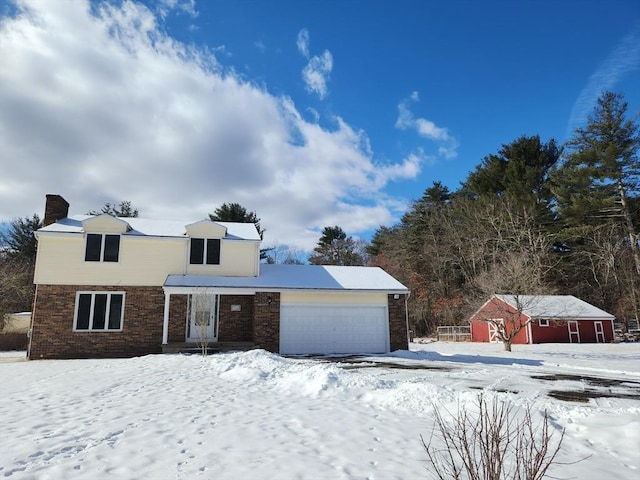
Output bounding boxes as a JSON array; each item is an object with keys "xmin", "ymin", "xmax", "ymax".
[{"xmin": 280, "ymin": 304, "xmax": 390, "ymax": 355}]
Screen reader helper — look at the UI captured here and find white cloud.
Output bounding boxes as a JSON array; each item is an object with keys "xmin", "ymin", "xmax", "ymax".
[
  {"xmin": 302, "ymin": 50, "xmax": 333, "ymax": 99},
  {"xmin": 297, "ymin": 28, "xmax": 333, "ymax": 99},
  {"xmin": 395, "ymin": 93, "xmax": 458, "ymax": 159},
  {"xmin": 376, "ymin": 152, "xmax": 424, "ymax": 184},
  {"xmin": 0, "ymin": 0, "xmax": 414, "ymax": 251},
  {"xmin": 567, "ymin": 24, "xmax": 640, "ymax": 137},
  {"xmin": 156, "ymin": 0, "xmax": 198, "ymax": 19},
  {"xmin": 297, "ymin": 28, "xmax": 309, "ymax": 58}
]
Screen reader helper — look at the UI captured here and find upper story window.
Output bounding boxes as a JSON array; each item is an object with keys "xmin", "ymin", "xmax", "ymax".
[
  {"xmin": 85, "ymin": 234, "xmax": 120, "ymax": 262},
  {"xmin": 539, "ymin": 319, "xmax": 549, "ymax": 327},
  {"xmin": 190, "ymin": 238, "xmax": 221, "ymax": 265}
]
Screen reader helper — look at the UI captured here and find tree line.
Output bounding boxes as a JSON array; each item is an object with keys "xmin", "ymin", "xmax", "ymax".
[
  {"xmin": 367, "ymin": 91, "xmax": 639, "ymax": 335},
  {"xmin": 2, "ymin": 91, "xmax": 637, "ymax": 337}
]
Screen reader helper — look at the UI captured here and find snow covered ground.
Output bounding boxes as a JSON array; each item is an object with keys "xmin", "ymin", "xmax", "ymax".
[{"xmin": 1, "ymin": 341, "xmax": 639, "ymax": 479}]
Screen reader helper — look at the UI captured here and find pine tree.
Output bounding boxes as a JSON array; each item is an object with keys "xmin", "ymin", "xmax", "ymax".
[
  {"xmin": 553, "ymin": 91, "xmax": 640, "ymax": 275},
  {"xmin": 210, "ymin": 202, "xmax": 270, "ymax": 259},
  {"xmin": 89, "ymin": 201, "xmax": 139, "ymax": 217},
  {"xmin": 309, "ymin": 226, "xmax": 364, "ymax": 266},
  {"xmin": 1, "ymin": 214, "xmax": 42, "ymax": 263}
]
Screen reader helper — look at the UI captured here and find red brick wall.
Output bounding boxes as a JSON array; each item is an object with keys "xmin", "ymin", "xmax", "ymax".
[
  {"xmin": 168, "ymin": 295, "xmax": 188, "ymax": 342},
  {"xmin": 218, "ymin": 295, "xmax": 254, "ymax": 342},
  {"xmin": 253, "ymin": 292, "xmax": 279, "ymax": 352},
  {"xmin": 29, "ymin": 285, "xmax": 166, "ymax": 359},
  {"xmin": 388, "ymin": 294, "xmax": 409, "ymax": 351},
  {"xmin": 43, "ymin": 194, "xmax": 69, "ymax": 226}
]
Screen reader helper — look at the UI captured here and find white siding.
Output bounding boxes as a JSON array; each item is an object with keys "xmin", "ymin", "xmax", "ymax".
[
  {"xmin": 34, "ymin": 235, "xmax": 185, "ymax": 286},
  {"xmin": 35, "ymin": 233, "xmax": 260, "ymax": 285},
  {"xmin": 186, "ymin": 241, "xmax": 259, "ymax": 276},
  {"xmin": 280, "ymin": 291, "xmax": 387, "ymax": 305},
  {"xmin": 82, "ymin": 215, "xmax": 130, "ymax": 233},
  {"xmin": 185, "ymin": 221, "xmax": 227, "ymax": 238}
]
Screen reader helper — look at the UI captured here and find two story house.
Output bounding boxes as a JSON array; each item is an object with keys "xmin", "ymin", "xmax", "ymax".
[{"xmin": 28, "ymin": 195, "xmax": 410, "ymax": 359}]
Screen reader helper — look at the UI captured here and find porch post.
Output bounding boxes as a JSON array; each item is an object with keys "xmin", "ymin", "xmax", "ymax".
[{"xmin": 162, "ymin": 292, "xmax": 171, "ymax": 345}]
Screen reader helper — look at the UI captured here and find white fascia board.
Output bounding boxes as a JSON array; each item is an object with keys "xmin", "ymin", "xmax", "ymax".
[
  {"xmin": 34, "ymin": 231, "xmax": 82, "ymax": 239},
  {"xmin": 163, "ymin": 286, "xmax": 408, "ymax": 295},
  {"xmin": 163, "ymin": 286, "xmax": 256, "ymax": 295},
  {"xmin": 224, "ymin": 239, "xmax": 262, "ymax": 245},
  {"xmin": 251, "ymin": 287, "xmax": 409, "ymax": 295},
  {"xmin": 123, "ymin": 235, "xmax": 186, "ymax": 243}
]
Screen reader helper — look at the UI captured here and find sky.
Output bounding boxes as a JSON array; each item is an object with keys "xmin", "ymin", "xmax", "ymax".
[{"xmin": 0, "ymin": 0, "xmax": 639, "ymax": 251}]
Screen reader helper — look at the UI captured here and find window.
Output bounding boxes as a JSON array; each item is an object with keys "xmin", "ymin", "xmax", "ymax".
[
  {"xmin": 74, "ymin": 292, "xmax": 125, "ymax": 331},
  {"xmin": 190, "ymin": 238, "xmax": 221, "ymax": 265},
  {"xmin": 539, "ymin": 319, "xmax": 549, "ymax": 327},
  {"xmin": 85, "ymin": 234, "xmax": 120, "ymax": 262}
]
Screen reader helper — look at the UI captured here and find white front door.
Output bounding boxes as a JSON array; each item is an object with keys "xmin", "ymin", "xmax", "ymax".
[
  {"xmin": 187, "ymin": 294, "xmax": 218, "ymax": 342},
  {"xmin": 568, "ymin": 321, "xmax": 580, "ymax": 343},
  {"xmin": 594, "ymin": 321, "xmax": 605, "ymax": 343}
]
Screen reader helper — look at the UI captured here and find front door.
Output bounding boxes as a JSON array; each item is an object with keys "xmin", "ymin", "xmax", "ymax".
[
  {"xmin": 594, "ymin": 321, "xmax": 605, "ymax": 343},
  {"xmin": 568, "ymin": 321, "xmax": 580, "ymax": 343},
  {"xmin": 187, "ymin": 294, "xmax": 218, "ymax": 342}
]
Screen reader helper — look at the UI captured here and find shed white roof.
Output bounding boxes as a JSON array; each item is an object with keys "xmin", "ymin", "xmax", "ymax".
[
  {"xmin": 165, "ymin": 264, "xmax": 409, "ymax": 293},
  {"xmin": 38, "ymin": 215, "xmax": 261, "ymax": 240},
  {"xmin": 495, "ymin": 295, "xmax": 614, "ymax": 320}
]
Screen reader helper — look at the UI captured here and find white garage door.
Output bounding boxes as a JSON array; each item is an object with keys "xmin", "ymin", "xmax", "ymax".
[{"xmin": 280, "ymin": 304, "xmax": 389, "ymax": 355}]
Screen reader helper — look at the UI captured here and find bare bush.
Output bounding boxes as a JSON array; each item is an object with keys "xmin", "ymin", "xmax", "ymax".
[{"xmin": 422, "ymin": 395, "xmax": 566, "ymax": 480}]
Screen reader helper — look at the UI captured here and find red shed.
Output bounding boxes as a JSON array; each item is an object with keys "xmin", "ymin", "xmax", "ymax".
[{"xmin": 470, "ymin": 295, "xmax": 615, "ymax": 344}]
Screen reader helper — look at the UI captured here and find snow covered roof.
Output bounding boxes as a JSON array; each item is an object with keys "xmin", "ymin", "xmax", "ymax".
[
  {"xmin": 165, "ymin": 264, "xmax": 409, "ymax": 293},
  {"xmin": 38, "ymin": 215, "xmax": 261, "ymax": 240},
  {"xmin": 495, "ymin": 295, "xmax": 614, "ymax": 320}
]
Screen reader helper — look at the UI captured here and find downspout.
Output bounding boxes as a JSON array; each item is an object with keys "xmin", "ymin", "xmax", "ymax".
[
  {"xmin": 162, "ymin": 290, "xmax": 171, "ymax": 345},
  {"xmin": 527, "ymin": 319, "xmax": 533, "ymax": 344},
  {"xmin": 183, "ymin": 236, "xmax": 188, "ymax": 275},
  {"xmin": 405, "ymin": 291, "xmax": 411, "ymax": 349},
  {"xmin": 27, "ymin": 284, "xmax": 38, "ymax": 359}
]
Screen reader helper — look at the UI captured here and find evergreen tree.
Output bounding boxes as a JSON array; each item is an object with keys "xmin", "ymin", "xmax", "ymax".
[
  {"xmin": 309, "ymin": 226, "xmax": 364, "ymax": 266},
  {"xmin": 553, "ymin": 91, "xmax": 640, "ymax": 275},
  {"xmin": 89, "ymin": 201, "xmax": 139, "ymax": 217},
  {"xmin": 210, "ymin": 202, "xmax": 270, "ymax": 260},
  {"xmin": 463, "ymin": 135, "xmax": 561, "ymax": 220},
  {"xmin": 1, "ymin": 214, "xmax": 42, "ymax": 263},
  {"xmin": 210, "ymin": 203, "xmax": 264, "ymax": 238},
  {"xmin": 0, "ymin": 214, "xmax": 42, "ymax": 321}
]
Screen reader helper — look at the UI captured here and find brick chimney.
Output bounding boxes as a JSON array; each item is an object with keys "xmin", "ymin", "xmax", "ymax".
[{"xmin": 43, "ymin": 194, "xmax": 70, "ymax": 226}]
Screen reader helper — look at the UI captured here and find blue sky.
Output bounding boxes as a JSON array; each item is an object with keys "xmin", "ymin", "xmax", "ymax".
[{"xmin": 0, "ymin": 0, "xmax": 638, "ymax": 250}]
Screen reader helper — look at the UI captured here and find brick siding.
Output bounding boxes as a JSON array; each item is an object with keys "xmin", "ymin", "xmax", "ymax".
[
  {"xmin": 218, "ymin": 295, "xmax": 254, "ymax": 342},
  {"xmin": 29, "ymin": 285, "xmax": 166, "ymax": 359},
  {"xmin": 29, "ymin": 286, "xmax": 406, "ymax": 358},
  {"xmin": 388, "ymin": 294, "xmax": 409, "ymax": 351},
  {"xmin": 168, "ymin": 294, "xmax": 188, "ymax": 342},
  {"xmin": 253, "ymin": 292, "xmax": 280, "ymax": 353}
]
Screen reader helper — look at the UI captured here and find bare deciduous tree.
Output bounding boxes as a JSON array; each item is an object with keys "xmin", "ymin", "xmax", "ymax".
[
  {"xmin": 190, "ymin": 292, "xmax": 216, "ymax": 356},
  {"xmin": 422, "ymin": 395, "xmax": 567, "ymax": 480}
]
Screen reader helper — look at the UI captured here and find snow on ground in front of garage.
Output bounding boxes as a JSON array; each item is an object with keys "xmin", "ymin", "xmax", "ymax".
[{"xmin": 1, "ymin": 342, "xmax": 639, "ymax": 479}]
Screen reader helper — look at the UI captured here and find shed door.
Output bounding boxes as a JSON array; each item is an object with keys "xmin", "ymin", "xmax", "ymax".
[
  {"xmin": 280, "ymin": 305, "xmax": 389, "ymax": 355},
  {"xmin": 568, "ymin": 321, "xmax": 580, "ymax": 343},
  {"xmin": 594, "ymin": 321, "xmax": 605, "ymax": 343},
  {"xmin": 488, "ymin": 319, "xmax": 503, "ymax": 343}
]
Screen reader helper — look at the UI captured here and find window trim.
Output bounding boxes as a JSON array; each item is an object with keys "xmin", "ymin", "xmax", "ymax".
[
  {"xmin": 73, "ymin": 291, "xmax": 125, "ymax": 332},
  {"xmin": 189, "ymin": 238, "xmax": 221, "ymax": 265},
  {"xmin": 539, "ymin": 318, "xmax": 549, "ymax": 327},
  {"xmin": 85, "ymin": 234, "xmax": 121, "ymax": 263}
]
